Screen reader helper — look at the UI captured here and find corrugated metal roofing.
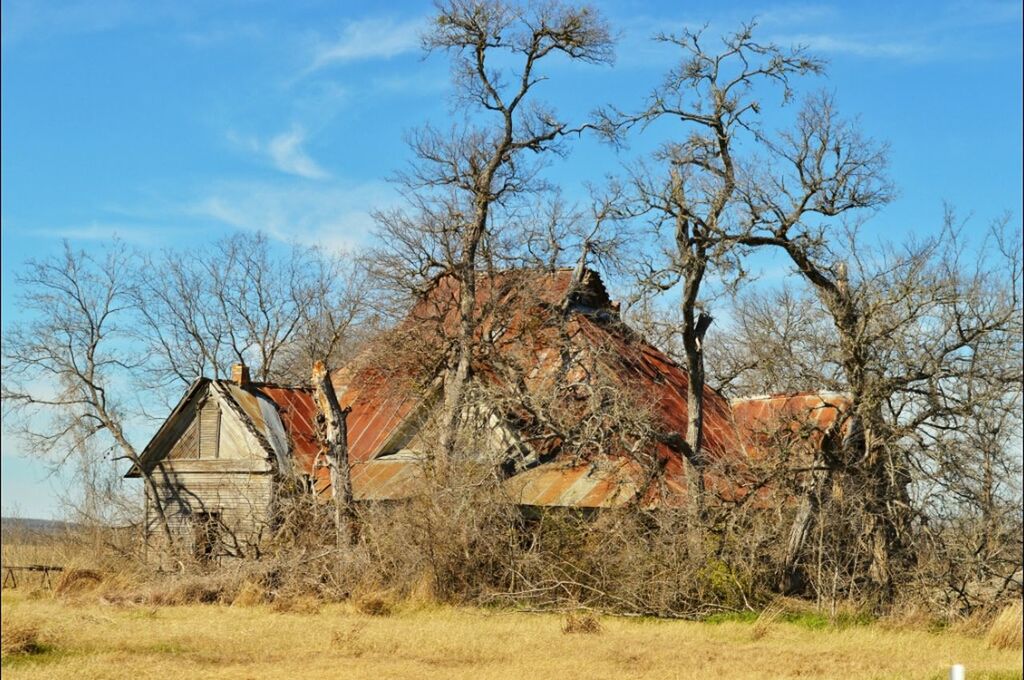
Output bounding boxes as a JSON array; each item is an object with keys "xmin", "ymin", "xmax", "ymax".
[
  {"xmin": 142, "ymin": 270, "xmax": 848, "ymax": 509},
  {"xmin": 730, "ymin": 392, "xmax": 850, "ymax": 460},
  {"xmin": 503, "ymin": 457, "xmax": 642, "ymax": 508},
  {"xmin": 257, "ymin": 386, "xmax": 319, "ymax": 473},
  {"xmin": 313, "ymin": 269, "xmax": 743, "ymax": 508}
]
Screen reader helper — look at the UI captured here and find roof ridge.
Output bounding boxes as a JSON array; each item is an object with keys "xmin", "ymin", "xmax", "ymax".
[
  {"xmin": 730, "ymin": 390, "xmax": 851, "ymax": 403},
  {"xmin": 209, "ymin": 378, "xmax": 313, "ymax": 392}
]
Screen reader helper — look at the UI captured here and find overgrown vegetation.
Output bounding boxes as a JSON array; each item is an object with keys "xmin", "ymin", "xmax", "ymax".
[{"xmin": 1, "ymin": 0, "xmax": 1021, "ymax": 634}]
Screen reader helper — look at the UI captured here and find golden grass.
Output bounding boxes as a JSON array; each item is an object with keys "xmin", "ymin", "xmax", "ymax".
[
  {"xmin": 561, "ymin": 610, "xmax": 601, "ymax": 634},
  {"xmin": 1, "ymin": 533, "xmax": 101, "ymax": 570},
  {"xmin": 1, "ymin": 619, "xmax": 47, "ymax": 658},
  {"xmin": 2, "ymin": 590, "xmax": 1022, "ymax": 680},
  {"xmin": 751, "ymin": 599, "xmax": 786, "ymax": 640},
  {"xmin": 986, "ymin": 601, "xmax": 1023, "ymax": 651}
]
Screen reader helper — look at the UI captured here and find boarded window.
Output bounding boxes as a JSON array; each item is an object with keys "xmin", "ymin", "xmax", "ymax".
[
  {"xmin": 190, "ymin": 511, "xmax": 221, "ymax": 561},
  {"xmin": 198, "ymin": 400, "xmax": 221, "ymax": 459}
]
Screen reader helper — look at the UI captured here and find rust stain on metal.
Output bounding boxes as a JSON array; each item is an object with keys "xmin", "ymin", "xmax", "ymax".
[{"xmin": 176, "ymin": 270, "xmax": 848, "ymax": 510}]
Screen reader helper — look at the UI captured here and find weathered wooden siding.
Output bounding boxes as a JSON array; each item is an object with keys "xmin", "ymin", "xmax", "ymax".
[
  {"xmin": 199, "ymin": 400, "xmax": 221, "ymax": 458},
  {"xmin": 216, "ymin": 403, "xmax": 271, "ymax": 461},
  {"xmin": 146, "ymin": 464, "xmax": 274, "ymax": 559},
  {"xmin": 144, "ymin": 385, "xmax": 283, "ymax": 561}
]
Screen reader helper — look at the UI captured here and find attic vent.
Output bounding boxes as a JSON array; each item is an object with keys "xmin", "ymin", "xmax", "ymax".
[{"xmin": 198, "ymin": 400, "xmax": 221, "ymax": 459}]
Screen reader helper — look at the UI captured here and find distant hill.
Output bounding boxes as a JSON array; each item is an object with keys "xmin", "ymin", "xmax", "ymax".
[{"xmin": 1, "ymin": 516, "xmax": 81, "ymax": 537}]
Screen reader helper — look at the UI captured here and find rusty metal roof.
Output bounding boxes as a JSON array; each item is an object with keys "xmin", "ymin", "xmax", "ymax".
[
  {"xmin": 503, "ymin": 457, "xmax": 643, "ymax": 508},
  {"xmin": 137, "ymin": 270, "xmax": 847, "ymax": 509},
  {"xmin": 730, "ymin": 392, "xmax": 850, "ymax": 460},
  {"xmin": 256, "ymin": 385, "xmax": 320, "ymax": 471},
  {"xmin": 314, "ymin": 269, "xmax": 748, "ymax": 508},
  {"xmin": 350, "ymin": 454, "xmax": 425, "ymax": 501}
]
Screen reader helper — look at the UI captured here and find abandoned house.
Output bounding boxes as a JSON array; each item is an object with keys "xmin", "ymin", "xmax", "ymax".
[{"xmin": 127, "ymin": 268, "xmax": 847, "ymax": 558}]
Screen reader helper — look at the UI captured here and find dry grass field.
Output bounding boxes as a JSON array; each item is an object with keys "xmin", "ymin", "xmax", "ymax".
[{"xmin": 2, "ymin": 589, "xmax": 1021, "ymax": 680}]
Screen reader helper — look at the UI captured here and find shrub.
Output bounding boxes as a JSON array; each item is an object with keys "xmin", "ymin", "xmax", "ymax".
[
  {"xmin": 354, "ymin": 593, "xmax": 393, "ymax": 617},
  {"xmin": 270, "ymin": 595, "xmax": 321, "ymax": 615},
  {"xmin": 562, "ymin": 610, "xmax": 602, "ymax": 634},
  {"xmin": 54, "ymin": 568, "xmax": 103, "ymax": 597},
  {"xmin": 1, "ymin": 620, "xmax": 48, "ymax": 657},
  {"xmin": 232, "ymin": 580, "xmax": 270, "ymax": 607},
  {"xmin": 986, "ymin": 601, "xmax": 1023, "ymax": 651},
  {"xmin": 752, "ymin": 601, "xmax": 785, "ymax": 640}
]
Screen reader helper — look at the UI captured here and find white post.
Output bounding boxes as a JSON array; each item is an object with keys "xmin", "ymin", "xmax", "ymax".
[{"xmin": 950, "ymin": 664, "xmax": 965, "ymax": 680}]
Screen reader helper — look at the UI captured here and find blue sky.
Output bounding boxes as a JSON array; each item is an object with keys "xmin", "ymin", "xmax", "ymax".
[{"xmin": 2, "ymin": 0, "xmax": 1022, "ymax": 518}]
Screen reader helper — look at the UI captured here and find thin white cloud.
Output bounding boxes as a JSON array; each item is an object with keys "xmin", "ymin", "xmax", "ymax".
[
  {"xmin": 265, "ymin": 127, "xmax": 330, "ymax": 180},
  {"xmin": 777, "ymin": 33, "xmax": 933, "ymax": 59},
  {"xmin": 27, "ymin": 222, "xmax": 163, "ymax": 244},
  {"xmin": 230, "ymin": 125, "xmax": 330, "ymax": 180},
  {"xmin": 754, "ymin": 4, "xmax": 840, "ymax": 26},
  {"xmin": 187, "ymin": 179, "xmax": 396, "ymax": 252},
  {"xmin": 946, "ymin": 0, "xmax": 1023, "ymax": 25},
  {"xmin": 309, "ymin": 17, "xmax": 422, "ymax": 71},
  {"xmin": 1, "ymin": 0, "xmax": 143, "ymax": 46}
]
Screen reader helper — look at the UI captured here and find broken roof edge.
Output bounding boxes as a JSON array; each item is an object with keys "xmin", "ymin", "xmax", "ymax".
[
  {"xmin": 125, "ymin": 377, "xmax": 209, "ymax": 478},
  {"xmin": 209, "ymin": 381, "xmax": 286, "ymax": 469},
  {"xmin": 228, "ymin": 380, "xmax": 313, "ymax": 392},
  {"xmin": 419, "ymin": 266, "xmax": 613, "ymax": 308},
  {"xmin": 125, "ymin": 377, "xmax": 292, "ymax": 479},
  {"xmin": 729, "ymin": 390, "xmax": 852, "ymax": 404}
]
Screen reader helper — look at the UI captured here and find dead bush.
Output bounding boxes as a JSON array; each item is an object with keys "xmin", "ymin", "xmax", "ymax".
[
  {"xmin": 271, "ymin": 595, "xmax": 322, "ymax": 615},
  {"xmin": 143, "ymin": 575, "xmax": 227, "ymax": 606},
  {"xmin": 986, "ymin": 601, "xmax": 1023, "ymax": 651},
  {"xmin": 354, "ymin": 593, "xmax": 393, "ymax": 617},
  {"xmin": 1, "ymin": 620, "xmax": 48, "ymax": 657},
  {"xmin": 561, "ymin": 610, "xmax": 602, "ymax": 634},
  {"xmin": 751, "ymin": 601, "xmax": 786, "ymax": 640},
  {"xmin": 232, "ymin": 579, "xmax": 270, "ymax": 607},
  {"xmin": 54, "ymin": 568, "xmax": 103, "ymax": 597}
]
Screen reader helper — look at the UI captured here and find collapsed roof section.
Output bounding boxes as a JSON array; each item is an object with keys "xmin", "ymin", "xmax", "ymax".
[
  {"xmin": 131, "ymin": 268, "xmax": 848, "ymax": 509},
  {"xmin": 309, "ymin": 268, "xmax": 843, "ymax": 507}
]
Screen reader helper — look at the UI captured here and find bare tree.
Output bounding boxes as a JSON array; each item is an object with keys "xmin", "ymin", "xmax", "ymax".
[
  {"xmin": 1, "ymin": 241, "xmax": 174, "ymax": 545},
  {"xmin": 135, "ymin": 231, "xmax": 367, "ymax": 398},
  {"xmin": 597, "ymin": 22, "xmax": 823, "ymax": 505},
  {"xmin": 371, "ymin": 0, "xmax": 614, "ymax": 461},
  {"xmin": 704, "ymin": 285, "xmax": 842, "ymax": 395},
  {"xmin": 723, "ymin": 212, "xmax": 1022, "ymax": 600}
]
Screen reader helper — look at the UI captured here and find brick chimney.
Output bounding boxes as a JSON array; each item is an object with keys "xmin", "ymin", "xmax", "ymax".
[{"xmin": 231, "ymin": 363, "xmax": 250, "ymax": 387}]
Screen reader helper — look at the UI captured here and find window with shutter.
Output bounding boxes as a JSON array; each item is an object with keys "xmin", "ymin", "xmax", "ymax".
[{"xmin": 198, "ymin": 401, "xmax": 221, "ymax": 459}]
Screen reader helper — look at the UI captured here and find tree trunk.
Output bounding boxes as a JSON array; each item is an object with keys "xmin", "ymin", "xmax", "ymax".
[
  {"xmin": 682, "ymin": 309, "xmax": 712, "ymax": 511},
  {"xmin": 779, "ymin": 469, "xmax": 830, "ymax": 593},
  {"xmin": 312, "ymin": 360, "xmax": 356, "ymax": 548},
  {"xmin": 438, "ymin": 281, "xmax": 476, "ymax": 462},
  {"xmin": 438, "ymin": 195, "xmax": 491, "ymax": 461}
]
